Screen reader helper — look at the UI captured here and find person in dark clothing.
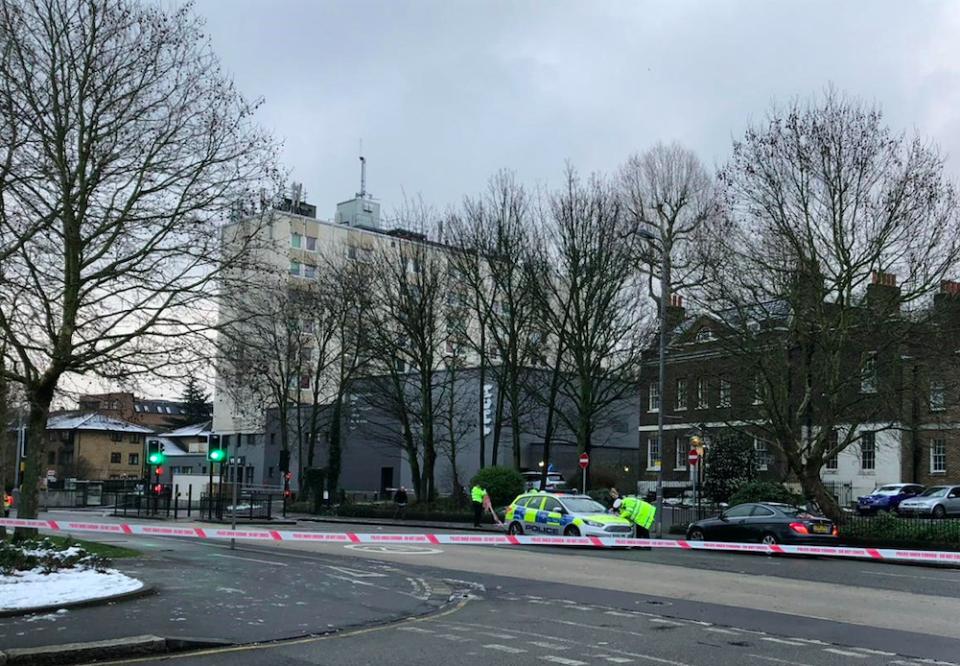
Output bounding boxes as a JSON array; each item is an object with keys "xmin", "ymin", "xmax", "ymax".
[{"xmin": 394, "ymin": 486, "xmax": 408, "ymax": 520}]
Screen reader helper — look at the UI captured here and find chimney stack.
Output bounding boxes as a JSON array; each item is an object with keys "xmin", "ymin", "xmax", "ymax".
[
  {"xmin": 666, "ymin": 294, "xmax": 686, "ymax": 331},
  {"xmin": 866, "ymin": 270, "xmax": 900, "ymax": 313}
]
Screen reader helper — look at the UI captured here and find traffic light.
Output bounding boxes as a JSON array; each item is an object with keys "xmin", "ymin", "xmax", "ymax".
[
  {"xmin": 206, "ymin": 433, "xmax": 226, "ymax": 462},
  {"xmin": 155, "ymin": 467, "xmax": 163, "ymax": 476},
  {"xmin": 279, "ymin": 449, "xmax": 290, "ymax": 473},
  {"xmin": 147, "ymin": 439, "xmax": 165, "ymax": 465}
]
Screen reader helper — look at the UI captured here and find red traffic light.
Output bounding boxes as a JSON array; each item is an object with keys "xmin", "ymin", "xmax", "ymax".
[
  {"xmin": 284, "ymin": 490, "xmax": 291, "ymax": 497},
  {"xmin": 154, "ymin": 484, "xmax": 162, "ymax": 495},
  {"xmin": 155, "ymin": 467, "xmax": 163, "ymax": 476}
]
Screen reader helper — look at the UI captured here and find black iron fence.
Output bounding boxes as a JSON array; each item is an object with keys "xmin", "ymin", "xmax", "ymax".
[
  {"xmin": 200, "ymin": 492, "xmax": 275, "ymax": 521},
  {"xmin": 840, "ymin": 512, "xmax": 960, "ymax": 546}
]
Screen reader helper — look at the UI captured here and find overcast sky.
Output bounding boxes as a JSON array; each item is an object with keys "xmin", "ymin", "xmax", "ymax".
[{"xmin": 191, "ymin": 0, "xmax": 960, "ymax": 219}]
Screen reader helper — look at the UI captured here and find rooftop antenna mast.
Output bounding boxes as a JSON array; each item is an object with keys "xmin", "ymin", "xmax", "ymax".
[{"xmin": 359, "ymin": 139, "xmax": 366, "ymax": 199}]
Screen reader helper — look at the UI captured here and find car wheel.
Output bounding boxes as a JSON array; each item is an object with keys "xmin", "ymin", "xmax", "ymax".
[
  {"xmin": 933, "ymin": 505, "xmax": 946, "ymax": 519},
  {"xmin": 508, "ymin": 522, "xmax": 524, "ymax": 536},
  {"xmin": 563, "ymin": 525, "xmax": 580, "ymax": 537},
  {"xmin": 688, "ymin": 528, "xmax": 705, "ymax": 541},
  {"xmin": 761, "ymin": 533, "xmax": 778, "ymax": 546}
]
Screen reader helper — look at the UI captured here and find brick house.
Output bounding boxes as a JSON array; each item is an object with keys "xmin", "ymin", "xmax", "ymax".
[
  {"xmin": 77, "ymin": 392, "xmax": 206, "ymax": 429},
  {"xmin": 639, "ymin": 277, "xmax": 960, "ymax": 505},
  {"xmin": 44, "ymin": 413, "xmax": 154, "ymax": 482}
]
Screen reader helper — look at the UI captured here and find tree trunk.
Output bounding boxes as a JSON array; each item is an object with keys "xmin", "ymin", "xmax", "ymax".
[
  {"xmin": 800, "ymin": 466, "xmax": 842, "ymax": 523},
  {"xmin": 491, "ymin": 386, "xmax": 505, "ymax": 466},
  {"xmin": 15, "ymin": 378, "xmax": 58, "ymax": 539},
  {"xmin": 0, "ymin": 361, "xmax": 7, "ymax": 540},
  {"xmin": 510, "ymin": 376, "xmax": 522, "ymax": 471}
]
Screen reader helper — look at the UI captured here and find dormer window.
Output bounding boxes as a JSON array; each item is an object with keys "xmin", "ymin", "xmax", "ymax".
[{"xmin": 696, "ymin": 329, "xmax": 715, "ymax": 342}]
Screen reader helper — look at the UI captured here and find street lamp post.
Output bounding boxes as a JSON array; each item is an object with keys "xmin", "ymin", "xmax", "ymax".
[{"xmin": 639, "ymin": 227, "xmax": 669, "ymax": 539}]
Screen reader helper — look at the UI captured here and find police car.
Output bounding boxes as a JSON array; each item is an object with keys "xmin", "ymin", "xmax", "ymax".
[{"xmin": 504, "ymin": 491, "xmax": 634, "ymax": 537}]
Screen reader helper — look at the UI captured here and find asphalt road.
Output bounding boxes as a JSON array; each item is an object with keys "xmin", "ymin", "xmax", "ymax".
[{"xmin": 13, "ymin": 510, "xmax": 960, "ymax": 665}]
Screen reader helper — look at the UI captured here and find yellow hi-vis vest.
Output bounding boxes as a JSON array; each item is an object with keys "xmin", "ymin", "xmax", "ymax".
[
  {"xmin": 471, "ymin": 485, "xmax": 485, "ymax": 503},
  {"xmin": 620, "ymin": 496, "xmax": 656, "ymax": 529}
]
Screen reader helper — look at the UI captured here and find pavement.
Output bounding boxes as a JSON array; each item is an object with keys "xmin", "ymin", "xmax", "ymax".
[{"xmin": 4, "ymin": 510, "xmax": 960, "ymax": 666}]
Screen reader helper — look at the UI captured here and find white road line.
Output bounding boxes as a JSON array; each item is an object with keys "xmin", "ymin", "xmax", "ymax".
[
  {"xmin": 749, "ymin": 655, "xmax": 820, "ymax": 666},
  {"xmin": 761, "ymin": 637, "xmax": 809, "ymax": 647},
  {"xmin": 822, "ymin": 648, "xmax": 868, "ymax": 658},
  {"xmin": 849, "ymin": 647, "xmax": 896, "ymax": 656},
  {"xmin": 602, "ymin": 648, "xmax": 695, "ymax": 666},
  {"xmin": 704, "ymin": 628, "xmax": 739, "ymax": 635},
  {"xmin": 477, "ymin": 631, "xmax": 517, "ymax": 640},
  {"xmin": 863, "ymin": 570, "xmax": 960, "ymax": 583},
  {"xmin": 397, "ymin": 626, "xmax": 434, "ymax": 634},
  {"xmin": 209, "ymin": 553, "xmax": 288, "ymax": 566},
  {"xmin": 435, "ymin": 634, "xmax": 472, "ymax": 643},
  {"xmin": 648, "ymin": 619, "xmax": 685, "ymax": 627},
  {"xmin": 538, "ymin": 657, "xmax": 587, "ymax": 666},
  {"xmin": 452, "ymin": 622, "xmax": 577, "ymax": 644},
  {"xmin": 530, "ymin": 641, "xmax": 568, "ymax": 650},
  {"xmin": 483, "ymin": 644, "xmax": 527, "ymax": 654},
  {"xmin": 606, "ymin": 611, "xmax": 635, "ymax": 618},
  {"xmin": 604, "ymin": 658, "xmax": 634, "ymax": 664}
]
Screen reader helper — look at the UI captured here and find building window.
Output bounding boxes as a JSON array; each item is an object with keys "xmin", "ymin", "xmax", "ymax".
[
  {"xmin": 860, "ymin": 432, "xmax": 876, "ymax": 471},
  {"xmin": 59, "ymin": 450, "xmax": 73, "ymax": 464},
  {"xmin": 130, "ymin": 433, "xmax": 140, "ymax": 443},
  {"xmin": 304, "ymin": 264, "xmax": 316, "ymax": 280},
  {"xmin": 305, "ymin": 236, "xmax": 317, "ymax": 252},
  {"xmin": 931, "ymin": 439, "xmax": 947, "ymax": 473},
  {"xmin": 407, "ymin": 258, "xmax": 422, "ymax": 274},
  {"xmin": 696, "ymin": 329, "xmax": 715, "ymax": 343},
  {"xmin": 754, "ymin": 439, "xmax": 769, "ymax": 471},
  {"xmin": 930, "ymin": 381, "xmax": 946, "ymax": 412},
  {"xmin": 110, "ymin": 431, "xmax": 123, "ymax": 442},
  {"xmin": 110, "ymin": 452, "xmax": 122, "ymax": 464},
  {"xmin": 647, "ymin": 437, "xmax": 660, "ymax": 470},
  {"xmin": 719, "ymin": 378, "xmax": 732, "ymax": 408},
  {"xmin": 696, "ymin": 378, "xmax": 707, "ymax": 409},
  {"xmin": 754, "ymin": 377, "xmax": 764, "ymax": 405},
  {"xmin": 289, "ymin": 260, "xmax": 301, "ymax": 277},
  {"xmin": 648, "ymin": 383, "xmax": 660, "ymax": 412},
  {"xmin": 129, "ymin": 453, "xmax": 139, "ymax": 465},
  {"xmin": 675, "ymin": 438, "xmax": 687, "ymax": 470},
  {"xmin": 861, "ymin": 352, "xmax": 877, "ymax": 394},
  {"xmin": 246, "ymin": 466, "xmax": 254, "ymax": 484},
  {"xmin": 676, "ymin": 379, "xmax": 687, "ymax": 411},
  {"xmin": 290, "ymin": 233, "xmax": 302, "ymax": 249},
  {"xmin": 301, "ymin": 347, "xmax": 313, "ymax": 364},
  {"xmin": 824, "ymin": 429, "xmax": 839, "ymax": 471},
  {"xmin": 134, "ymin": 405, "xmax": 141, "ymax": 413}
]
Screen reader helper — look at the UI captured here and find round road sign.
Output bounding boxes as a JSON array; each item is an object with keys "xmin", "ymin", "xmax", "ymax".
[
  {"xmin": 579, "ymin": 453, "xmax": 589, "ymax": 469},
  {"xmin": 689, "ymin": 450, "xmax": 700, "ymax": 466}
]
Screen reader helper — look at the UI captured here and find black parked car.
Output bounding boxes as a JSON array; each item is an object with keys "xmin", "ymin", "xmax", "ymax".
[{"xmin": 686, "ymin": 502, "xmax": 838, "ymax": 546}]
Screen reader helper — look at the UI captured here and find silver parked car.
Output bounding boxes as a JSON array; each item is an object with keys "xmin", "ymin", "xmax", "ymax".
[{"xmin": 897, "ymin": 485, "xmax": 960, "ymax": 519}]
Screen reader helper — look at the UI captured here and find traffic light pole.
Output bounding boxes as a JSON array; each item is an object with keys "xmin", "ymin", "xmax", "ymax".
[{"xmin": 230, "ymin": 457, "xmax": 239, "ymax": 550}]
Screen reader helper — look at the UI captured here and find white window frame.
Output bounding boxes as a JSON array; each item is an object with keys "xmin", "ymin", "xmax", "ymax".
[
  {"xmin": 289, "ymin": 260, "xmax": 301, "ymax": 277},
  {"xmin": 931, "ymin": 439, "xmax": 947, "ymax": 474},
  {"xmin": 676, "ymin": 379, "xmax": 687, "ymax": 411},
  {"xmin": 304, "ymin": 264, "xmax": 316, "ymax": 280},
  {"xmin": 290, "ymin": 233, "xmax": 302, "ymax": 249},
  {"xmin": 696, "ymin": 378, "xmax": 707, "ymax": 409},
  {"xmin": 861, "ymin": 352, "xmax": 878, "ymax": 394},
  {"xmin": 647, "ymin": 437, "xmax": 661, "ymax": 471},
  {"xmin": 753, "ymin": 377, "xmax": 764, "ymax": 405},
  {"xmin": 648, "ymin": 382, "xmax": 660, "ymax": 412},
  {"xmin": 930, "ymin": 381, "xmax": 946, "ymax": 412},
  {"xmin": 674, "ymin": 438, "xmax": 687, "ymax": 471},
  {"xmin": 719, "ymin": 378, "xmax": 732, "ymax": 408},
  {"xmin": 860, "ymin": 431, "xmax": 876, "ymax": 471},
  {"xmin": 754, "ymin": 438, "xmax": 769, "ymax": 471},
  {"xmin": 305, "ymin": 236, "xmax": 317, "ymax": 252}
]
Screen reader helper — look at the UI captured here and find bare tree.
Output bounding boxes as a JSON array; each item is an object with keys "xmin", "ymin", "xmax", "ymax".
[
  {"xmin": 0, "ymin": 0, "xmax": 279, "ymax": 529},
  {"xmin": 364, "ymin": 200, "xmax": 449, "ymax": 501},
  {"xmin": 446, "ymin": 171, "xmax": 541, "ymax": 469},
  {"xmin": 531, "ymin": 167, "xmax": 650, "ymax": 488},
  {"xmin": 700, "ymin": 89, "xmax": 960, "ymax": 520}
]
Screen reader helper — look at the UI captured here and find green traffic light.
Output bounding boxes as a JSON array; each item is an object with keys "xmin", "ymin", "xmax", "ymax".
[
  {"xmin": 208, "ymin": 449, "xmax": 225, "ymax": 462},
  {"xmin": 147, "ymin": 453, "xmax": 164, "ymax": 465}
]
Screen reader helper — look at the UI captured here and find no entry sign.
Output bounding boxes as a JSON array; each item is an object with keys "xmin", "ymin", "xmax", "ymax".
[
  {"xmin": 689, "ymin": 450, "xmax": 700, "ymax": 466},
  {"xmin": 579, "ymin": 453, "xmax": 590, "ymax": 469}
]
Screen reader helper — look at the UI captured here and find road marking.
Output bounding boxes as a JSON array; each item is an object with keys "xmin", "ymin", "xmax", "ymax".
[
  {"xmin": 324, "ymin": 566, "xmax": 386, "ymax": 578},
  {"xmin": 483, "ymin": 644, "xmax": 526, "ymax": 654},
  {"xmin": 397, "ymin": 626, "xmax": 434, "ymax": 634},
  {"xmin": 648, "ymin": 618, "xmax": 685, "ymax": 627},
  {"xmin": 452, "ymin": 622, "xmax": 577, "ymax": 644},
  {"xmin": 749, "ymin": 655, "xmax": 819, "ymax": 666},
  {"xmin": 822, "ymin": 648, "xmax": 868, "ymax": 658},
  {"xmin": 435, "ymin": 634, "xmax": 472, "ymax": 642},
  {"xmin": 477, "ymin": 631, "xmax": 518, "ymax": 640},
  {"xmin": 539, "ymin": 657, "xmax": 587, "ymax": 666},
  {"xmin": 864, "ymin": 570, "xmax": 960, "ymax": 583},
  {"xmin": 704, "ymin": 628, "xmax": 739, "ymax": 635},
  {"xmin": 761, "ymin": 637, "xmax": 808, "ymax": 647},
  {"xmin": 605, "ymin": 611, "xmax": 635, "ymax": 618},
  {"xmin": 604, "ymin": 659, "xmax": 634, "ymax": 664},
  {"xmin": 849, "ymin": 647, "xmax": 896, "ymax": 656},
  {"xmin": 209, "ymin": 553, "xmax": 287, "ymax": 566},
  {"xmin": 530, "ymin": 641, "xmax": 568, "ymax": 650},
  {"xmin": 602, "ymin": 648, "xmax": 694, "ymax": 666}
]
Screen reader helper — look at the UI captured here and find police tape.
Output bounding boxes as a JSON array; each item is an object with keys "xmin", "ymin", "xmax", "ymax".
[{"xmin": 1, "ymin": 517, "xmax": 959, "ymax": 565}]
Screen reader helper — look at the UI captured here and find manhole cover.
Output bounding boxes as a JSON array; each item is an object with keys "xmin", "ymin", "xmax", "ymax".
[{"xmin": 345, "ymin": 544, "xmax": 442, "ymax": 555}]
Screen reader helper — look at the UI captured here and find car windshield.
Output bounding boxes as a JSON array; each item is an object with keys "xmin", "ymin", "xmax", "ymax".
[
  {"xmin": 920, "ymin": 487, "xmax": 948, "ymax": 497},
  {"xmin": 874, "ymin": 486, "xmax": 903, "ymax": 495},
  {"xmin": 561, "ymin": 498, "xmax": 607, "ymax": 514}
]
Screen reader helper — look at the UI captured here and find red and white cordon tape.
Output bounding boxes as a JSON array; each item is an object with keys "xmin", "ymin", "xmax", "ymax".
[{"xmin": 2, "ymin": 517, "xmax": 958, "ymax": 565}]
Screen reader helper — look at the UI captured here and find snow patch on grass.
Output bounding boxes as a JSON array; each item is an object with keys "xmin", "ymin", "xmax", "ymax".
[{"xmin": 1, "ymin": 567, "xmax": 144, "ymax": 611}]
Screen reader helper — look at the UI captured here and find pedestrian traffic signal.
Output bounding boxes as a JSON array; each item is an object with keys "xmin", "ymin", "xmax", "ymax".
[
  {"xmin": 147, "ymin": 439, "xmax": 165, "ymax": 465},
  {"xmin": 206, "ymin": 433, "xmax": 226, "ymax": 462},
  {"xmin": 155, "ymin": 467, "xmax": 163, "ymax": 476}
]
